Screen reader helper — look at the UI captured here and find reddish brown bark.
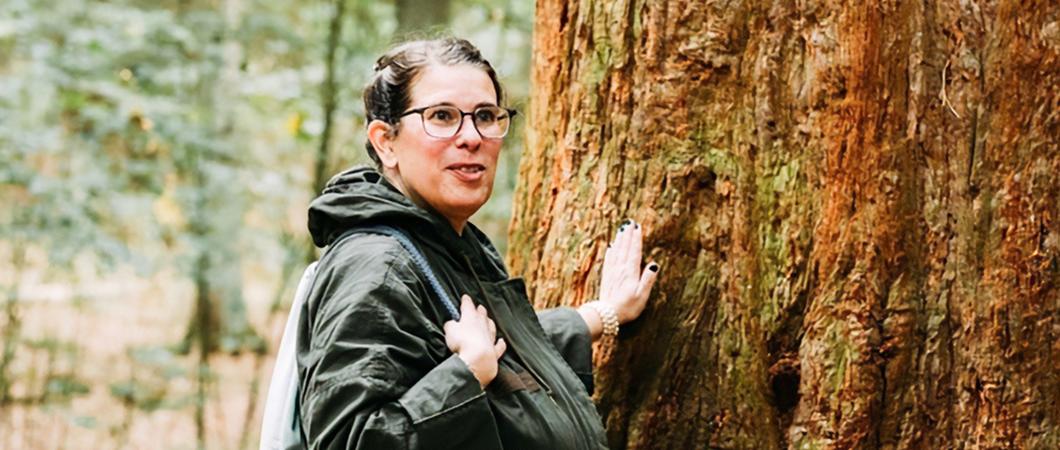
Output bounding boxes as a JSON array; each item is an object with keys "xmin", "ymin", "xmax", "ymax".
[{"xmin": 509, "ymin": 1, "xmax": 1059, "ymax": 448}]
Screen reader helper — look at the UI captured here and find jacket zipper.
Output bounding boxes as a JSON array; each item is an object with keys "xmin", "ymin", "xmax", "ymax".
[
  {"xmin": 463, "ymin": 253, "xmax": 601, "ymax": 450},
  {"xmin": 460, "ymin": 254, "xmax": 559, "ymax": 408}
]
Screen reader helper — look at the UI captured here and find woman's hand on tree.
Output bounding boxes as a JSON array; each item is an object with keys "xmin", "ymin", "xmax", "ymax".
[
  {"xmin": 599, "ymin": 219, "xmax": 659, "ymax": 324},
  {"xmin": 444, "ymin": 295, "xmax": 507, "ymax": 389}
]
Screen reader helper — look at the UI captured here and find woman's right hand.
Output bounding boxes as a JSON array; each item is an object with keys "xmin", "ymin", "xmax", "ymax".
[{"xmin": 443, "ymin": 295, "xmax": 507, "ymax": 389}]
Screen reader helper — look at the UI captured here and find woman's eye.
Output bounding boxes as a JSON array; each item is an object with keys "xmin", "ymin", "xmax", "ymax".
[
  {"xmin": 474, "ymin": 109, "xmax": 498, "ymax": 123},
  {"xmin": 429, "ymin": 110, "xmax": 453, "ymax": 122}
]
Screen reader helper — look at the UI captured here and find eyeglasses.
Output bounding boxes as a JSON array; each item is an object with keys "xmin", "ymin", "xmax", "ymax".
[{"xmin": 398, "ymin": 104, "xmax": 517, "ymax": 139}]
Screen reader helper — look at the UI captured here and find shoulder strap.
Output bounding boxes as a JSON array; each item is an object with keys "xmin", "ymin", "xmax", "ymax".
[{"xmin": 324, "ymin": 224, "xmax": 460, "ymax": 321}]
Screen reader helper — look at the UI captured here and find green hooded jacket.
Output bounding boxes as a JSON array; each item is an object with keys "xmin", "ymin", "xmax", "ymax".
[{"xmin": 297, "ymin": 166, "xmax": 610, "ymax": 449}]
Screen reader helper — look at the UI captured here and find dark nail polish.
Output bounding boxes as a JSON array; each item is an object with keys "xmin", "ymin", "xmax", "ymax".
[
  {"xmin": 648, "ymin": 263, "xmax": 659, "ymax": 272},
  {"xmin": 622, "ymin": 219, "xmax": 632, "ymax": 227}
]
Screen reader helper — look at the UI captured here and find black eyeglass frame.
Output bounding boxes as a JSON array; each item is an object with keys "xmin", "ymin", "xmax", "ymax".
[{"xmin": 397, "ymin": 104, "xmax": 519, "ymax": 139}]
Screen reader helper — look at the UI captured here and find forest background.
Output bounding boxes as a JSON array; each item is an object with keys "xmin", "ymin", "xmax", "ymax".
[{"xmin": 0, "ymin": 0, "xmax": 531, "ymax": 448}]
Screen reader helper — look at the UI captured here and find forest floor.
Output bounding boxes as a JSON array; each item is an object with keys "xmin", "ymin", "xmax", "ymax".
[{"xmin": 1, "ymin": 260, "xmax": 285, "ymax": 450}]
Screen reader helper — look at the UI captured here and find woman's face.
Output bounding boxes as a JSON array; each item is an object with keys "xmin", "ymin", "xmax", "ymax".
[{"xmin": 385, "ymin": 63, "xmax": 503, "ymax": 229}]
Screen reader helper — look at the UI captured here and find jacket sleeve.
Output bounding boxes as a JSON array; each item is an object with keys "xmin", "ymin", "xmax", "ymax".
[
  {"xmin": 536, "ymin": 307, "xmax": 595, "ymax": 395},
  {"xmin": 298, "ymin": 245, "xmax": 503, "ymax": 450}
]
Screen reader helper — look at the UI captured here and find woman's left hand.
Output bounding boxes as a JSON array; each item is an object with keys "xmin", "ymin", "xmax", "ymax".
[{"xmin": 599, "ymin": 219, "xmax": 659, "ymax": 324}]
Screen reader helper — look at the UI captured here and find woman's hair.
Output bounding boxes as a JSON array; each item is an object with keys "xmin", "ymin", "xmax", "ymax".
[{"xmin": 363, "ymin": 37, "xmax": 504, "ymax": 166}]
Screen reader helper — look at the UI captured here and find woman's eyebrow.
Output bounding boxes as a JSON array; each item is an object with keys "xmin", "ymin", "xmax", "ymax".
[{"xmin": 422, "ymin": 101, "xmax": 498, "ymax": 109}]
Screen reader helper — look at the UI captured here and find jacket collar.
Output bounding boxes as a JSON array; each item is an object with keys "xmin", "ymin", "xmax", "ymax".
[{"xmin": 307, "ymin": 165, "xmax": 508, "ymax": 281}]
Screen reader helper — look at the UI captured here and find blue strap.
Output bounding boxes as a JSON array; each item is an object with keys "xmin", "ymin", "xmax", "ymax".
[{"xmin": 327, "ymin": 224, "xmax": 460, "ymax": 321}]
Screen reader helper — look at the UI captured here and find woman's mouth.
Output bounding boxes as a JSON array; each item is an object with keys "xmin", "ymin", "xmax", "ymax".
[
  {"xmin": 451, "ymin": 164, "xmax": 484, "ymax": 173},
  {"xmin": 447, "ymin": 163, "xmax": 486, "ymax": 181}
]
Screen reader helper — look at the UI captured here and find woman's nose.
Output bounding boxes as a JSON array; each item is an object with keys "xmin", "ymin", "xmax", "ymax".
[{"xmin": 454, "ymin": 115, "xmax": 482, "ymax": 150}]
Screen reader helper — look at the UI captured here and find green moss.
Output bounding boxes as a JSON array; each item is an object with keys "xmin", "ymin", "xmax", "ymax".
[
  {"xmin": 752, "ymin": 158, "xmax": 806, "ymax": 327},
  {"xmin": 825, "ymin": 320, "xmax": 855, "ymax": 394},
  {"xmin": 632, "ymin": 0, "xmax": 643, "ymax": 42},
  {"xmin": 704, "ymin": 147, "xmax": 741, "ymax": 179},
  {"xmin": 590, "ymin": 41, "xmax": 611, "ymax": 85},
  {"xmin": 565, "ymin": 229, "xmax": 587, "ymax": 254},
  {"xmin": 792, "ymin": 437, "xmax": 827, "ymax": 450},
  {"xmin": 575, "ymin": 155, "xmax": 600, "ymax": 201},
  {"xmin": 773, "ymin": 159, "xmax": 800, "ymax": 193},
  {"xmin": 580, "ymin": 3, "xmax": 614, "ymax": 105},
  {"xmin": 680, "ymin": 260, "xmax": 718, "ymax": 317}
]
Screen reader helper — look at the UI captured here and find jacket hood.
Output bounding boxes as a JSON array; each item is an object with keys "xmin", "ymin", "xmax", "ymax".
[{"xmin": 307, "ymin": 165, "xmax": 508, "ymax": 280}]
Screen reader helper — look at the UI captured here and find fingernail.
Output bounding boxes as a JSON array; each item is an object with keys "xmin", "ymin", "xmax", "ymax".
[{"xmin": 648, "ymin": 263, "xmax": 659, "ymax": 272}]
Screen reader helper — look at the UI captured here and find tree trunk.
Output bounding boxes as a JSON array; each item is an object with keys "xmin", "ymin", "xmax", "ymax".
[
  {"xmin": 313, "ymin": 0, "xmax": 347, "ymax": 198},
  {"xmin": 509, "ymin": 1, "xmax": 1059, "ymax": 449},
  {"xmin": 179, "ymin": 0, "xmax": 262, "ymax": 357},
  {"xmin": 0, "ymin": 242, "xmax": 26, "ymax": 405},
  {"xmin": 307, "ymin": 0, "xmax": 348, "ymax": 266}
]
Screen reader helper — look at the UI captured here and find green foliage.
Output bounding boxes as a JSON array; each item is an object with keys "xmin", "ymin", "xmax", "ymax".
[
  {"xmin": 109, "ymin": 345, "xmax": 188, "ymax": 412},
  {"xmin": 44, "ymin": 375, "xmax": 91, "ymax": 399},
  {"xmin": 18, "ymin": 337, "xmax": 92, "ymax": 404},
  {"xmin": 1, "ymin": 0, "xmax": 532, "ymax": 273}
]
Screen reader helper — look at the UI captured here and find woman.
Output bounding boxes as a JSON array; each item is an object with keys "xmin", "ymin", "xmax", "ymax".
[{"xmin": 298, "ymin": 37, "xmax": 659, "ymax": 450}]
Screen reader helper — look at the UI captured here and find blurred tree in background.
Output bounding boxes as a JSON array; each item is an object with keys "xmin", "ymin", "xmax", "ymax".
[{"xmin": 0, "ymin": 0, "xmax": 531, "ymax": 447}]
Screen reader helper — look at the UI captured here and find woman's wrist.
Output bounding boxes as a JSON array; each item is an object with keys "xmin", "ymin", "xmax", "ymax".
[
  {"xmin": 578, "ymin": 301, "xmax": 620, "ymax": 342},
  {"xmin": 457, "ymin": 350, "xmax": 496, "ymax": 389},
  {"xmin": 584, "ymin": 301, "xmax": 620, "ymax": 337},
  {"xmin": 577, "ymin": 304, "xmax": 604, "ymax": 341}
]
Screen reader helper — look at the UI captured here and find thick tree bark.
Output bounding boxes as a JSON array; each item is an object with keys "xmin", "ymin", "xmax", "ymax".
[{"xmin": 509, "ymin": 1, "xmax": 1059, "ymax": 449}]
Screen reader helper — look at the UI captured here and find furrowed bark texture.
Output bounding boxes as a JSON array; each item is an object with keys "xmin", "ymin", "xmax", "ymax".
[{"xmin": 508, "ymin": 1, "xmax": 1059, "ymax": 448}]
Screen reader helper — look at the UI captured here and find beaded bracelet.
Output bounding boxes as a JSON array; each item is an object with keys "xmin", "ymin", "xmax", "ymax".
[{"xmin": 585, "ymin": 301, "xmax": 620, "ymax": 338}]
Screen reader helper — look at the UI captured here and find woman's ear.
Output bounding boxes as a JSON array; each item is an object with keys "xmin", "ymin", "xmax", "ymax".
[{"xmin": 367, "ymin": 120, "xmax": 399, "ymax": 169}]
